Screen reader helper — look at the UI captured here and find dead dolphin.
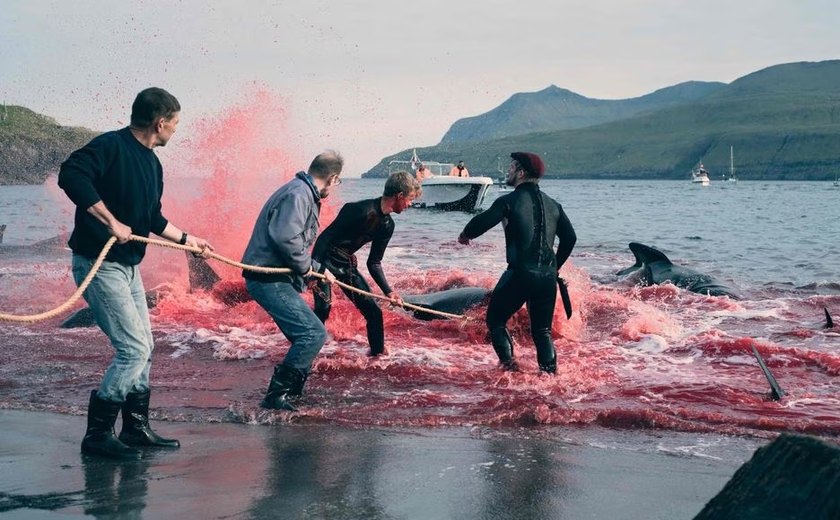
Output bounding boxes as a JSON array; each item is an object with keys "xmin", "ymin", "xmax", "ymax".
[
  {"xmin": 617, "ymin": 242, "xmax": 741, "ymax": 299},
  {"xmin": 402, "ymin": 287, "xmax": 491, "ymax": 320}
]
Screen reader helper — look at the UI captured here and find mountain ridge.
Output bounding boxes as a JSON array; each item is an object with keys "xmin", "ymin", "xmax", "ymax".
[{"xmin": 363, "ymin": 60, "xmax": 840, "ymax": 181}]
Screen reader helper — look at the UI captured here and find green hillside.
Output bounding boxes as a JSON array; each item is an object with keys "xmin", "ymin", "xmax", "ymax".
[
  {"xmin": 441, "ymin": 81, "xmax": 725, "ymax": 144},
  {"xmin": 364, "ymin": 60, "xmax": 840, "ymax": 180},
  {"xmin": 0, "ymin": 105, "xmax": 99, "ymax": 185}
]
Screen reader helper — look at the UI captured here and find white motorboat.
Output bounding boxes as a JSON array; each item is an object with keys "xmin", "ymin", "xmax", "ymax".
[
  {"xmin": 690, "ymin": 161, "xmax": 711, "ymax": 186},
  {"xmin": 388, "ymin": 150, "xmax": 493, "ymax": 211}
]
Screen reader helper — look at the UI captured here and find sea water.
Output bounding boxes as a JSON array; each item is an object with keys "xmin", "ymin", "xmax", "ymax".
[{"xmin": 1, "ymin": 173, "xmax": 838, "ymax": 440}]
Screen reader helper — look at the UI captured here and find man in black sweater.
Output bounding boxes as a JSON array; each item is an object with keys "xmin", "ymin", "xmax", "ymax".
[
  {"xmin": 58, "ymin": 88, "xmax": 213, "ymax": 460},
  {"xmin": 311, "ymin": 171, "xmax": 421, "ymax": 356},
  {"xmin": 458, "ymin": 152, "xmax": 576, "ymax": 373}
]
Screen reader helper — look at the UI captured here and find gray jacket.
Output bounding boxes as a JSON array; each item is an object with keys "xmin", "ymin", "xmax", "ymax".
[{"xmin": 242, "ymin": 172, "xmax": 322, "ymax": 291}]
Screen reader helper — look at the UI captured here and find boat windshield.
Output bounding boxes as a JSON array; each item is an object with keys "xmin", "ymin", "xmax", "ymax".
[{"xmin": 388, "ymin": 159, "xmax": 453, "ymax": 176}]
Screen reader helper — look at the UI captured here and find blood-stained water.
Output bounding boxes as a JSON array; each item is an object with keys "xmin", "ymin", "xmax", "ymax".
[{"xmin": 1, "ymin": 97, "xmax": 838, "ymax": 441}]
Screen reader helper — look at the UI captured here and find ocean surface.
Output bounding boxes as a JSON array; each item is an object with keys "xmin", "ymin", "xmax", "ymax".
[{"xmin": 1, "ymin": 175, "xmax": 839, "ymax": 446}]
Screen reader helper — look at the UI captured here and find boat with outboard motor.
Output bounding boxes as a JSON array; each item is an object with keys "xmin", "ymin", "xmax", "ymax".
[{"xmin": 388, "ymin": 150, "xmax": 493, "ymax": 211}]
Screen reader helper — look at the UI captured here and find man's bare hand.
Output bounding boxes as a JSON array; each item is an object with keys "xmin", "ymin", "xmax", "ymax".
[
  {"xmin": 109, "ymin": 221, "xmax": 133, "ymax": 244},
  {"xmin": 186, "ymin": 235, "xmax": 215, "ymax": 257},
  {"xmin": 387, "ymin": 291, "xmax": 404, "ymax": 307}
]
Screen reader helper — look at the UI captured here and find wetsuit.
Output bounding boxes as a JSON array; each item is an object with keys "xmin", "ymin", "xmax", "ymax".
[
  {"xmin": 460, "ymin": 182, "xmax": 576, "ymax": 372},
  {"xmin": 311, "ymin": 198, "xmax": 395, "ymax": 355}
]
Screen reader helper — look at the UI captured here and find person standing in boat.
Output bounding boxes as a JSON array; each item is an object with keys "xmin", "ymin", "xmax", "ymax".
[
  {"xmin": 58, "ymin": 87, "xmax": 215, "ymax": 460},
  {"xmin": 449, "ymin": 160, "xmax": 470, "ymax": 177},
  {"xmin": 311, "ymin": 171, "xmax": 421, "ymax": 356},
  {"xmin": 242, "ymin": 151, "xmax": 343, "ymax": 411},
  {"xmin": 457, "ymin": 152, "xmax": 576, "ymax": 373}
]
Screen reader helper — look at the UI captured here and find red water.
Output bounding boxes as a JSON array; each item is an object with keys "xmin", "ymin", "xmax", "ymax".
[{"xmin": 1, "ymin": 96, "xmax": 838, "ymax": 441}]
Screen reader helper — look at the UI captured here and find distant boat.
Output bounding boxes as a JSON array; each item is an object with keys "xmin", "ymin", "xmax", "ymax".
[
  {"xmin": 723, "ymin": 146, "xmax": 738, "ymax": 183},
  {"xmin": 834, "ymin": 175, "xmax": 839, "ymax": 187},
  {"xmin": 389, "ymin": 149, "xmax": 493, "ymax": 212},
  {"xmin": 691, "ymin": 161, "xmax": 711, "ymax": 186}
]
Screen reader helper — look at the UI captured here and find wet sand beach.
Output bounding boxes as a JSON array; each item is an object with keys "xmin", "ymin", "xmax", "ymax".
[{"xmin": 0, "ymin": 409, "xmax": 759, "ymax": 519}]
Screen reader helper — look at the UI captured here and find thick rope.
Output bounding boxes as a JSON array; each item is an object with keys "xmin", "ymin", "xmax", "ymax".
[{"xmin": 0, "ymin": 234, "xmax": 469, "ymax": 323}]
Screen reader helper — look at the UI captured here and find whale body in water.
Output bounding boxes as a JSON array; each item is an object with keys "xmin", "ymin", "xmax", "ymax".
[{"xmin": 617, "ymin": 242, "xmax": 741, "ymax": 299}]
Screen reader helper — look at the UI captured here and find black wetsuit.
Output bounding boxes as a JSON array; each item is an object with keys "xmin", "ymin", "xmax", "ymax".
[
  {"xmin": 460, "ymin": 182, "xmax": 576, "ymax": 372},
  {"xmin": 311, "ymin": 198, "xmax": 395, "ymax": 355}
]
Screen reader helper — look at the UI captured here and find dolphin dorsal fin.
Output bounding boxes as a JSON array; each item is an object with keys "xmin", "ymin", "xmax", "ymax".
[
  {"xmin": 628, "ymin": 242, "xmax": 673, "ymax": 265},
  {"xmin": 826, "ymin": 308, "xmax": 835, "ymax": 329}
]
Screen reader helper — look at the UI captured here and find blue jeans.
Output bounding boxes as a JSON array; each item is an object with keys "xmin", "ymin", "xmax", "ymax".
[
  {"xmin": 72, "ymin": 255, "xmax": 153, "ymax": 403},
  {"xmin": 245, "ymin": 279, "xmax": 327, "ymax": 372}
]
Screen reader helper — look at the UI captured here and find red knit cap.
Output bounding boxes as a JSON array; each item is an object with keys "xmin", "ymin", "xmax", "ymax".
[{"xmin": 510, "ymin": 152, "xmax": 545, "ymax": 178}]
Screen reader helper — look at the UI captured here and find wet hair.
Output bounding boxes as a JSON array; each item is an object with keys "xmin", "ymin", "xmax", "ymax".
[
  {"xmin": 130, "ymin": 87, "xmax": 180, "ymax": 128},
  {"xmin": 308, "ymin": 150, "xmax": 344, "ymax": 180},
  {"xmin": 384, "ymin": 170, "xmax": 421, "ymax": 198}
]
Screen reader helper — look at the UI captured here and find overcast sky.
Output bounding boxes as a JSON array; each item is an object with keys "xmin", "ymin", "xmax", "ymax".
[{"xmin": 1, "ymin": 0, "xmax": 837, "ymax": 176}]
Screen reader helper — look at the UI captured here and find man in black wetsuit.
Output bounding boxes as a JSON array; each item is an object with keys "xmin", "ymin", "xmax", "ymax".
[
  {"xmin": 311, "ymin": 171, "xmax": 421, "ymax": 356},
  {"xmin": 458, "ymin": 152, "xmax": 576, "ymax": 373}
]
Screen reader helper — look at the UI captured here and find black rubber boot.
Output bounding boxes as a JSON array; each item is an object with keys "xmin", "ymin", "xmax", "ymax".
[
  {"xmin": 288, "ymin": 371, "xmax": 309, "ymax": 398},
  {"xmin": 81, "ymin": 390, "xmax": 143, "ymax": 460},
  {"xmin": 119, "ymin": 389, "xmax": 180, "ymax": 448},
  {"xmin": 490, "ymin": 327, "xmax": 519, "ymax": 371},
  {"xmin": 538, "ymin": 358, "xmax": 557, "ymax": 374},
  {"xmin": 534, "ymin": 328, "xmax": 557, "ymax": 374},
  {"xmin": 261, "ymin": 364, "xmax": 306, "ymax": 411}
]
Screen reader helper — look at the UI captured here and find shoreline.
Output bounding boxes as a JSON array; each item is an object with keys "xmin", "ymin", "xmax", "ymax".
[{"xmin": 0, "ymin": 409, "xmax": 761, "ymax": 519}]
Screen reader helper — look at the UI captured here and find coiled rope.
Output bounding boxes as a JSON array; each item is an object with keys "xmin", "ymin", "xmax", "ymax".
[{"xmin": 0, "ymin": 234, "xmax": 469, "ymax": 323}]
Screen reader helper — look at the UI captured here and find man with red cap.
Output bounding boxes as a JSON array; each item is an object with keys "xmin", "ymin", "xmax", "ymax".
[{"xmin": 458, "ymin": 152, "xmax": 576, "ymax": 373}]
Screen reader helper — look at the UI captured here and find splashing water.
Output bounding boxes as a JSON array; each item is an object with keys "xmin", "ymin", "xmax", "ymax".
[{"xmin": 1, "ymin": 97, "xmax": 838, "ymax": 442}]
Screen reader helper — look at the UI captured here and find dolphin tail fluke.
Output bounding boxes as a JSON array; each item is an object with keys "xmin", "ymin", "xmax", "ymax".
[
  {"xmin": 185, "ymin": 252, "xmax": 221, "ymax": 293},
  {"xmin": 825, "ymin": 307, "xmax": 834, "ymax": 329},
  {"xmin": 750, "ymin": 344, "xmax": 784, "ymax": 401}
]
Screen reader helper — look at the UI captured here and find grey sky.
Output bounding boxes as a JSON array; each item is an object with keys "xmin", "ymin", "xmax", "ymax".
[{"xmin": 2, "ymin": 0, "xmax": 837, "ymax": 175}]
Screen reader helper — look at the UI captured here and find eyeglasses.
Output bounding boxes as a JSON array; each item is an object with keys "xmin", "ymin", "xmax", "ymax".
[{"xmin": 331, "ymin": 175, "xmax": 342, "ymax": 185}]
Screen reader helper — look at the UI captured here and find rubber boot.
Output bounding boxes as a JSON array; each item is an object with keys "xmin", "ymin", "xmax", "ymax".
[
  {"xmin": 534, "ymin": 328, "xmax": 557, "ymax": 374},
  {"xmin": 81, "ymin": 390, "xmax": 142, "ymax": 460},
  {"xmin": 490, "ymin": 327, "xmax": 519, "ymax": 371},
  {"xmin": 538, "ymin": 357, "xmax": 557, "ymax": 374},
  {"xmin": 119, "ymin": 389, "xmax": 180, "ymax": 448},
  {"xmin": 288, "ymin": 371, "xmax": 309, "ymax": 398},
  {"xmin": 261, "ymin": 364, "xmax": 305, "ymax": 411}
]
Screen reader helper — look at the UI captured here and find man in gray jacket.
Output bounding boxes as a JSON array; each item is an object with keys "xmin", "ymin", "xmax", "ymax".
[{"xmin": 242, "ymin": 151, "xmax": 342, "ymax": 411}]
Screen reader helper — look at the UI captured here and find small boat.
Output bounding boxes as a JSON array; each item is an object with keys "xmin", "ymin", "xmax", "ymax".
[
  {"xmin": 389, "ymin": 150, "xmax": 493, "ymax": 211},
  {"xmin": 690, "ymin": 161, "xmax": 711, "ymax": 186},
  {"xmin": 833, "ymin": 176, "xmax": 839, "ymax": 188},
  {"xmin": 722, "ymin": 146, "xmax": 738, "ymax": 183}
]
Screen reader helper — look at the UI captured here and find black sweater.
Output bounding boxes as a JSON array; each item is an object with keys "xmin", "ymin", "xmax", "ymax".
[{"xmin": 58, "ymin": 128, "xmax": 169, "ymax": 265}]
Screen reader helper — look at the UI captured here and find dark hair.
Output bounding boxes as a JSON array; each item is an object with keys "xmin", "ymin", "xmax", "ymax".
[
  {"xmin": 384, "ymin": 171, "xmax": 421, "ymax": 197},
  {"xmin": 130, "ymin": 88, "xmax": 181, "ymax": 128},
  {"xmin": 510, "ymin": 151, "xmax": 545, "ymax": 178},
  {"xmin": 308, "ymin": 150, "xmax": 344, "ymax": 179}
]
